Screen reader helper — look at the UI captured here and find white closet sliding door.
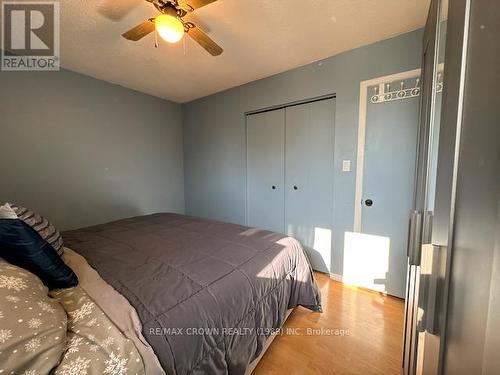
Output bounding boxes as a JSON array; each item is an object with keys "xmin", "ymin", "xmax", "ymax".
[
  {"xmin": 285, "ymin": 99, "xmax": 335, "ymax": 273},
  {"xmin": 246, "ymin": 109, "xmax": 285, "ymax": 233},
  {"xmin": 246, "ymin": 98, "xmax": 335, "ymax": 273}
]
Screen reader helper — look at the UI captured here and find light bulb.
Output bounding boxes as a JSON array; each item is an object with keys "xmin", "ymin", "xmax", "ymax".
[{"xmin": 155, "ymin": 14, "xmax": 184, "ymax": 43}]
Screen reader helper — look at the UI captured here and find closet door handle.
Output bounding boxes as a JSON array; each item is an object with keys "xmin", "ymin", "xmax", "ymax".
[
  {"xmin": 272, "ymin": 185, "xmax": 277, "ymax": 190},
  {"xmin": 293, "ymin": 185, "xmax": 298, "ymax": 190},
  {"xmin": 407, "ymin": 210, "xmax": 423, "ymax": 266}
]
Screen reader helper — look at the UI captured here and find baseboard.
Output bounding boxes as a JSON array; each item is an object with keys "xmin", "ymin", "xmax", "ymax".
[
  {"xmin": 329, "ymin": 272, "xmax": 343, "ymax": 282},
  {"xmin": 326, "ymin": 272, "xmax": 404, "ymax": 300}
]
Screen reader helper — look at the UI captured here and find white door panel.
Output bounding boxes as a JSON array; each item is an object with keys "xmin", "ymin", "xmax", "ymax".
[
  {"xmin": 360, "ymin": 80, "xmax": 419, "ymax": 298},
  {"xmin": 246, "ymin": 109, "xmax": 285, "ymax": 233},
  {"xmin": 285, "ymin": 99, "xmax": 335, "ymax": 273}
]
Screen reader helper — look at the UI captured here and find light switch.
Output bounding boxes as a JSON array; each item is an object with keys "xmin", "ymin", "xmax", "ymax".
[{"xmin": 342, "ymin": 160, "xmax": 351, "ymax": 172}]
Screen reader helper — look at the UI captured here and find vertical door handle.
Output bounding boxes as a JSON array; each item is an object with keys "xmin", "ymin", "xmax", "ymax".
[
  {"xmin": 422, "ymin": 210, "xmax": 434, "ymax": 244},
  {"xmin": 407, "ymin": 210, "xmax": 423, "ymax": 266}
]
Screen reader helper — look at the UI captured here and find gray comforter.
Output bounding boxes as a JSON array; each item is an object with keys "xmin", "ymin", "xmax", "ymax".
[{"xmin": 63, "ymin": 213, "xmax": 321, "ymax": 374}]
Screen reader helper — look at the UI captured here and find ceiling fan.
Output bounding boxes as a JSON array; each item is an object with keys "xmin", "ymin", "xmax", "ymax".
[{"xmin": 121, "ymin": 0, "xmax": 223, "ymax": 56}]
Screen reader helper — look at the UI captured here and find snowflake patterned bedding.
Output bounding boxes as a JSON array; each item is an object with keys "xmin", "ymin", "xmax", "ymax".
[
  {"xmin": 0, "ymin": 259, "xmax": 145, "ymax": 375},
  {"xmin": 62, "ymin": 213, "xmax": 322, "ymax": 375}
]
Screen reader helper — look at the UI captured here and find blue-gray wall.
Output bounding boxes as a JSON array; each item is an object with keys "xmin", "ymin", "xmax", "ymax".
[
  {"xmin": 182, "ymin": 29, "xmax": 423, "ymax": 276},
  {"xmin": 0, "ymin": 68, "xmax": 185, "ymax": 230}
]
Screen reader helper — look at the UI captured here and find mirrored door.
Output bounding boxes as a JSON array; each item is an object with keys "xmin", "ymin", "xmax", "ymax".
[
  {"xmin": 402, "ymin": 0, "xmax": 449, "ymax": 373},
  {"xmin": 414, "ymin": 0, "xmax": 448, "ymax": 373}
]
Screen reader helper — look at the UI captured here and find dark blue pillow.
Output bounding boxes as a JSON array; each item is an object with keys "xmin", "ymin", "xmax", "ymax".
[{"xmin": 0, "ymin": 219, "xmax": 78, "ymax": 289}]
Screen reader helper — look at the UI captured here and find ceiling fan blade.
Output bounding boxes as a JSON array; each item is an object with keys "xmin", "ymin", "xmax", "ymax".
[
  {"xmin": 187, "ymin": 25, "xmax": 223, "ymax": 56},
  {"xmin": 179, "ymin": 0, "xmax": 217, "ymax": 12},
  {"xmin": 122, "ymin": 19, "xmax": 155, "ymax": 41},
  {"xmin": 98, "ymin": 0, "xmax": 142, "ymax": 21}
]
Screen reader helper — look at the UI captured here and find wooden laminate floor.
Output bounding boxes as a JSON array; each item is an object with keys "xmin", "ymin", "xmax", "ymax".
[{"xmin": 253, "ymin": 272, "xmax": 405, "ymax": 375}]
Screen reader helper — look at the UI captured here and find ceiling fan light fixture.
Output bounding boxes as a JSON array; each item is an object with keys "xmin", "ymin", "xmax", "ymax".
[
  {"xmin": 155, "ymin": 14, "xmax": 184, "ymax": 43},
  {"xmin": 121, "ymin": 0, "xmax": 223, "ymax": 56}
]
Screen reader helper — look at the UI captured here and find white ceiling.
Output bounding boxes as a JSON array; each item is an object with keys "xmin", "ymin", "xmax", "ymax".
[{"xmin": 60, "ymin": 0, "xmax": 430, "ymax": 103}]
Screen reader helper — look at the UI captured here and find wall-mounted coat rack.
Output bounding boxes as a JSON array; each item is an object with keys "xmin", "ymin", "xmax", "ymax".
[
  {"xmin": 370, "ymin": 71, "xmax": 444, "ymax": 104},
  {"xmin": 370, "ymin": 78, "xmax": 421, "ymax": 104}
]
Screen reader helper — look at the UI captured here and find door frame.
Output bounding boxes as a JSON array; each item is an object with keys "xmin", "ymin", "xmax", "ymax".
[{"xmin": 353, "ymin": 69, "xmax": 422, "ymax": 232}]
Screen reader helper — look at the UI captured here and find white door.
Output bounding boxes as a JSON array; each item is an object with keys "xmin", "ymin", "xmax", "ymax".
[
  {"xmin": 351, "ymin": 76, "xmax": 420, "ymax": 298},
  {"xmin": 285, "ymin": 99, "xmax": 335, "ymax": 273},
  {"xmin": 246, "ymin": 109, "xmax": 285, "ymax": 233}
]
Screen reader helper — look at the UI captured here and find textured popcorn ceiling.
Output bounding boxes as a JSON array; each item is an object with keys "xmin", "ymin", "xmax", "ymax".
[{"xmin": 60, "ymin": 0, "xmax": 430, "ymax": 103}]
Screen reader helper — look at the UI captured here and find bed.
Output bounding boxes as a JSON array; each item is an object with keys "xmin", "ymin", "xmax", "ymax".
[{"xmin": 62, "ymin": 213, "xmax": 322, "ymax": 374}]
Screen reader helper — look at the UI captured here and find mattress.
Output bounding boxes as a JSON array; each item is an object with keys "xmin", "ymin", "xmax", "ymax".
[{"xmin": 63, "ymin": 213, "xmax": 322, "ymax": 374}]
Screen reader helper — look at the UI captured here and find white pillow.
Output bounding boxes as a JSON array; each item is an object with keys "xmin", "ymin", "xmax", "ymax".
[{"xmin": 0, "ymin": 203, "xmax": 17, "ymax": 219}]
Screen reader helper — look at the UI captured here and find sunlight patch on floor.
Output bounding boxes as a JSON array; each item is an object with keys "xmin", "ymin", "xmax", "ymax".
[{"xmin": 343, "ymin": 231, "xmax": 390, "ymax": 293}]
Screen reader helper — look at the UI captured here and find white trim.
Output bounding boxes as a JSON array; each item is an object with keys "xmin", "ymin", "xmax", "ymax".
[
  {"xmin": 329, "ymin": 273, "xmax": 343, "ymax": 283},
  {"xmin": 353, "ymin": 69, "xmax": 422, "ymax": 232},
  {"xmin": 245, "ymin": 114, "xmax": 249, "ymax": 226}
]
